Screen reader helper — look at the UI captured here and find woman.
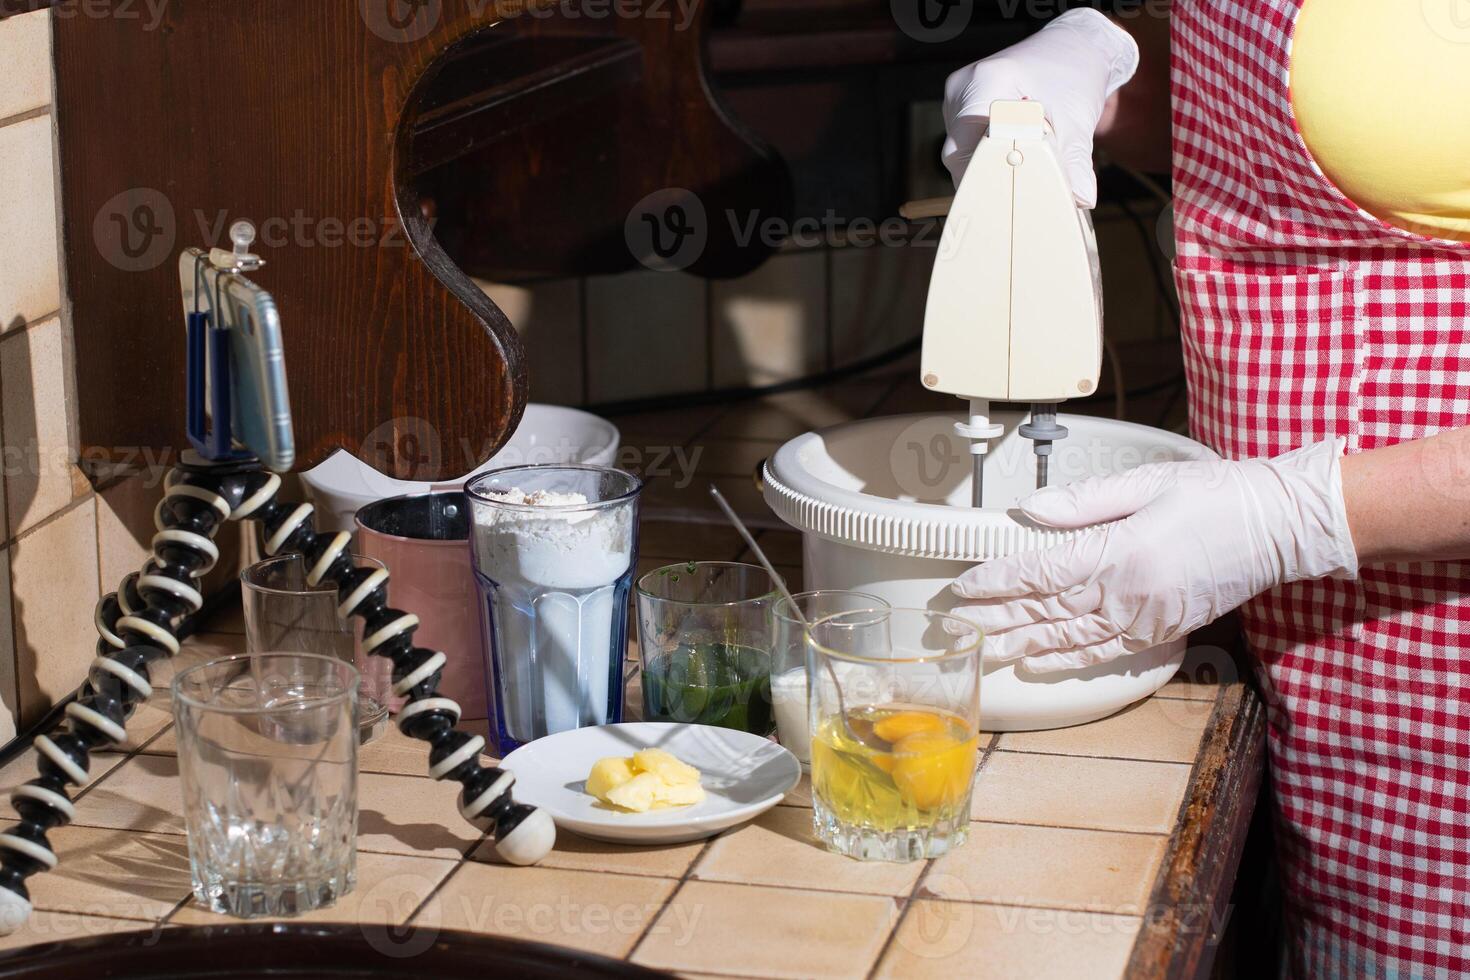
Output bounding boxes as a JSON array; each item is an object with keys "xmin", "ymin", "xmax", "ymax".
[{"xmin": 943, "ymin": 3, "xmax": 1470, "ymax": 976}]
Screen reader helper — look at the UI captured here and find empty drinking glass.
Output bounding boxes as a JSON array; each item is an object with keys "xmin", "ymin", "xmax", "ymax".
[
  {"xmin": 173, "ymin": 653, "xmax": 359, "ymax": 918},
  {"xmin": 769, "ymin": 591, "xmax": 887, "ymax": 765},
  {"xmin": 241, "ymin": 554, "xmax": 389, "ymax": 743}
]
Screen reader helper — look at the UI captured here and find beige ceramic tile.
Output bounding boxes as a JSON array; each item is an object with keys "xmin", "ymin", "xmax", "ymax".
[
  {"xmin": 473, "ymin": 827, "xmax": 705, "ymax": 879},
  {"xmin": 693, "ymin": 806, "xmax": 921, "ymax": 897},
  {"xmin": 685, "ymin": 438, "xmax": 784, "ymax": 481},
  {"xmin": 0, "ymin": 909, "xmax": 153, "ymax": 953},
  {"xmin": 0, "ymin": 11, "xmax": 51, "ymax": 121},
  {"xmin": 614, "ymin": 402, "xmax": 727, "ymax": 442},
  {"xmin": 923, "ymin": 822, "xmax": 1167, "ymax": 914},
  {"xmin": 999, "ymin": 697, "xmax": 1210, "ymax": 765},
  {"xmin": 1159, "ymin": 643, "xmax": 1239, "ymax": 701},
  {"xmin": 0, "ymin": 546, "xmax": 15, "ymax": 744},
  {"xmin": 69, "ymin": 751, "xmax": 184, "ymax": 835},
  {"xmin": 357, "ymin": 771, "xmax": 484, "ymax": 859},
  {"xmin": 639, "ymin": 520, "xmax": 747, "ymax": 562},
  {"xmin": 704, "ymin": 382, "xmax": 891, "ymax": 442},
  {"xmin": 3, "ymin": 318, "xmax": 81, "ymax": 535},
  {"xmin": 427, "ymin": 861, "xmax": 674, "ymax": 959},
  {"xmin": 633, "ymin": 880, "xmax": 897, "ymax": 979},
  {"xmin": 829, "ymin": 242, "xmax": 931, "ymax": 368},
  {"xmin": 358, "ymin": 724, "xmax": 436, "ymax": 775},
  {"xmin": 171, "ymin": 850, "xmax": 458, "ymax": 927},
  {"xmin": 0, "ymin": 115, "xmax": 60, "ymax": 336},
  {"xmin": 0, "ymin": 745, "xmax": 129, "ymax": 820},
  {"xmin": 96, "ymin": 472, "xmax": 166, "ymax": 592},
  {"xmin": 750, "ymin": 529, "xmax": 802, "ymax": 566},
  {"xmin": 875, "ymin": 900, "xmax": 1139, "ymax": 980},
  {"xmin": 477, "ymin": 278, "xmax": 584, "ymax": 406},
  {"xmin": 776, "ymin": 770, "xmax": 812, "ymax": 808},
  {"xmin": 10, "ymin": 499, "xmax": 101, "ymax": 728},
  {"xmin": 971, "ymin": 751, "xmax": 1190, "ymax": 835},
  {"xmin": 586, "ymin": 270, "xmax": 708, "ymax": 403},
  {"xmin": 642, "ymin": 475, "xmax": 773, "ymax": 524},
  {"xmin": 711, "ymin": 252, "xmax": 827, "ymax": 387},
  {"xmin": 30, "ymin": 826, "xmax": 191, "ymax": 921}
]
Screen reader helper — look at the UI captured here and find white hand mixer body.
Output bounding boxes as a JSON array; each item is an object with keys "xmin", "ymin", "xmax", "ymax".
[{"xmin": 920, "ymin": 100, "xmax": 1104, "ymax": 506}]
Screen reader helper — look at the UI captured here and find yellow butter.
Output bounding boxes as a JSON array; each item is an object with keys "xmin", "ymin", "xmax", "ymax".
[{"xmin": 588, "ymin": 748, "xmax": 705, "ymax": 812}]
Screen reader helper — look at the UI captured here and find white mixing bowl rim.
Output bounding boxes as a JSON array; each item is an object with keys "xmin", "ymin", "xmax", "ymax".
[{"xmin": 762, "ymin": 412, "xmax": 1215, "ymax": 562}]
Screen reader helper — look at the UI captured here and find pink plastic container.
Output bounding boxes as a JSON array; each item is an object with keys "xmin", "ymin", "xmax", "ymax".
[{"xmin": 354, "ymin": 492, "xmax": 491, "ymax": 722}]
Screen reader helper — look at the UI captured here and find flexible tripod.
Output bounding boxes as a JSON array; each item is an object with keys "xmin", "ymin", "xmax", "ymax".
[{"xmin": 0, "ymin": 455, "xmax": 555, "ymax": 931}]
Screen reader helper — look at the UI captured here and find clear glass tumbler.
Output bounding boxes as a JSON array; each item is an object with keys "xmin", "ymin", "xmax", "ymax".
[
  {"xmin": 466, "ymin": 464, "xmax": 643, "ymax": 756},
  {"xmin": 769, "ymin": 591, "xmax": 887, "ymax": 765},
  {"xmin": 806, "ymin": 608, "xmax": 982, "ymax": 861},
  {"xmin": 636, "ymin": 562, "xmax": 776, "ymax": 735},
  {"xmin": 172, "ymin": 653, "xmax": 359, "ymax": 918},
  {"xmin": 241, "ymin": 554, "xmax": 389, "ymax": 743}
]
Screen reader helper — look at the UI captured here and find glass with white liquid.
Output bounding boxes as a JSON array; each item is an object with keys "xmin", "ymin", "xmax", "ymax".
[
  {"xmin": 467, "ymin": 465, "xmax": 643, "ymax": 756},
  {"xmin": 769, "ymin": 591, "xmax": 888, "ymax": 765}
]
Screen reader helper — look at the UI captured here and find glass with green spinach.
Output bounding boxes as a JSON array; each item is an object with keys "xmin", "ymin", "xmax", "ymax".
[{"xmin": 635, "ymin": 562, "xmax": 776, "ymax": 735}]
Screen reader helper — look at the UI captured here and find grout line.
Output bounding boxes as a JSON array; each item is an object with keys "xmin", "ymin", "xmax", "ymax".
[
  {"xmin": 625, "ymin": 835, "xmax": 718, "ymax": 959},
  {"xmin": 6, "ymin": 491, "xmax": 94, "ymax": 549},
  {"xmin": 992, "ymin": 747, "xmax": 1195, "ymax": 767},
  {"xmin": 0, "ymin": 104, "xmax": 49, "ymax": 131},
  {"xmin": 402, "ymin": 849, "xmax": 477, "ymax": 928},
  {"xmin": 0, "ymin": 310, "xmax": 63, "ymax": 346},
  {"xmin": 966, "ymin": 815, "xmax": 1174, "ymax": 837}
]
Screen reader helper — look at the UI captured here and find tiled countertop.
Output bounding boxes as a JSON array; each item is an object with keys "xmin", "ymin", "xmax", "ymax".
[
  {"xmin": 0, "ymin": 372, "xmax": 1254, "ymax": 976},
  {"xmin": 0, "ymin": 527, "xmax": 1255, "ymax": 979}
]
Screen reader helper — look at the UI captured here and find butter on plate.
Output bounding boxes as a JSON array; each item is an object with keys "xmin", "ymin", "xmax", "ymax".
[{"xmin": 586, "ymin": 748, "xmax": 706, "ymax": 812}]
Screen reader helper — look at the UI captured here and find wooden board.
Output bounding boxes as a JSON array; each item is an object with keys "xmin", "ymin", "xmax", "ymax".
[{"xmin": 52, "ymin": 1, "xmax": 787, "ymax": 478}]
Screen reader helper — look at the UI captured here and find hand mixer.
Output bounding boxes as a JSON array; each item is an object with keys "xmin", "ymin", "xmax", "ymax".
[{"xmin": 919, "ymin": 100, "xmax": 1104, "ymax": 507}]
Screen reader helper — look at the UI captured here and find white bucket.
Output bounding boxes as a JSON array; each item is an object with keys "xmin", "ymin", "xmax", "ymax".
[{"xmin": 762, "ymin": 411, "xmax": 1217, "ymax": 731}]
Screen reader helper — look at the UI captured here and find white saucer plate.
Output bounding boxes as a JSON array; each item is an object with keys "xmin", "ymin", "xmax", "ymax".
[{"xmin": 500, "ymin": 723, "xmax": 801, "ymax": 845}]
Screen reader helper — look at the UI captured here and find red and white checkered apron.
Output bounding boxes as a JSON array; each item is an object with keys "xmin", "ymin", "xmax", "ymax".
[{"xmin": 1172, "ymin": 1, "xmax": 1470, "ymax": 975}]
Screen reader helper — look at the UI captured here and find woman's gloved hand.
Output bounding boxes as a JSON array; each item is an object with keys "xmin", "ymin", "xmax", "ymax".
[
  {"xmin": 950, "ymin": 440, "xmax": 1360, "ymax": 673},
  {"xmin": 942, "ymin": 7, "xmax": 1139, "ymax": 206}
]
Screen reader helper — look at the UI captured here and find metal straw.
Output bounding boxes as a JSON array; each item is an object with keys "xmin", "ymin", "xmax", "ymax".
[{"xmin": 707, "ymin": 486, "xmax": 878, "ymax": 749}]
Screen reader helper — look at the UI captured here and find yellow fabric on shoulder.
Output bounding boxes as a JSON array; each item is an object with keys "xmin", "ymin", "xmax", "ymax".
[{"xmin": 1290, "ymin": 0, "xmax": 1470, "ymax": 241}]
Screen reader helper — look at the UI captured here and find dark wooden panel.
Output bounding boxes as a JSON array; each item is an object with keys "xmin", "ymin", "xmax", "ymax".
[{"xmin": 56, "ymin": 1, "xmax": 788, "ymax": 477}]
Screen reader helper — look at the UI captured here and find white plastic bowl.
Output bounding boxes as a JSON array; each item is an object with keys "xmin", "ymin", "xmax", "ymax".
[
  {"xmin": 301, "ymin": 404, "xmax": 621, "ymax": 531},
  {"xmin": 762, "ymin": 411, "xmax": 1217, "ymax": 731}
]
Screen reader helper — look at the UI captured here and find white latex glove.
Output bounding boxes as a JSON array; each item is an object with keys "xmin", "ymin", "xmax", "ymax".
[
  {"xmin": 942, "ymin": 7, "xmax": 1139, "ymax": 206},
  {"xmin": 950, "ymin": 440, "xmax": 1360, "ymax": 673}
]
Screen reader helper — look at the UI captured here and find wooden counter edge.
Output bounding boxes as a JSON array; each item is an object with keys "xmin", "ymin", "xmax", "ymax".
[{"xmin": 1124, "ymin": 677, "xmax": 1268, "ymax": 979}]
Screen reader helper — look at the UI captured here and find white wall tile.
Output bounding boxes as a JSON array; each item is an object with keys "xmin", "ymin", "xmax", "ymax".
[
  {"xmin": 830, "ymin": 241, "xmax": 932, "ymax": 367},
  {"xmin": 96, "ymin": 472, "xmax": 164, "ymax": 592},
  {"xmin": 9, "ymin": 498, "xmax": 100, "ymax": 730},
  {"xmin": 710, "ymin": 252, "xmax": 827, "ymax": 388},
  {"xmin": 0, "ymin": 11, "xmax": 52, "ymax": 122},
  {"xmin": 3, "ymin": 316, "xmax": 81, "ymax": 537},
  {"xmin": 0, "ymin": 114, "xmax": 62, "ymax": 334},
  {"xmin": 477, "ymin": 278, "xmax": 584, "ymax": 406},
  {"xmin": 586, "ymin": 270, "xmax": 707, "ymax": 403}
]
